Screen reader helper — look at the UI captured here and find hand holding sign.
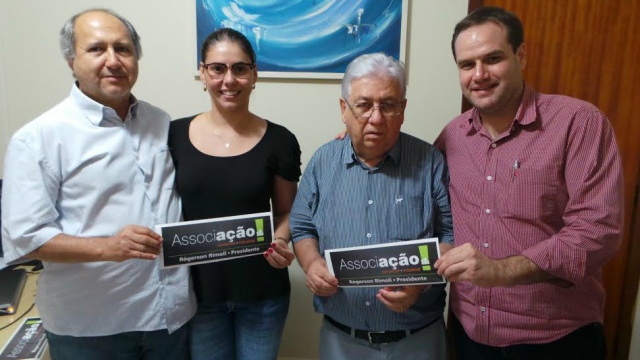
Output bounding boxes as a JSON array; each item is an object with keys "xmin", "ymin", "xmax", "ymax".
[
  {"xmin": 305, "ymin": 258, "xmax": 338, "ymax": 297},
  {"xmin": 435, "ymin": 242, "xmax": 500, "ymax": 287},
  {"xmin": 264, "ymin": 239, "xmax": 295, "ymax": 269},
  {"xmin": 104, "ymin": 225, "xmax": 162, "ymax": 262},
  {"xmin": 376, "ymin": 285, "xmax": 428, "ymax": 313}
]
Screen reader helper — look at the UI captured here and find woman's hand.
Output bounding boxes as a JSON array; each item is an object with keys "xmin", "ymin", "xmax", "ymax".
[{"xmin": 264, "ymin": 238, "xmax": 295, "ymax": 268}]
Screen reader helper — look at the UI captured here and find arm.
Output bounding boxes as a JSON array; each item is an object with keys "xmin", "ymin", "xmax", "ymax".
[
  {"xmin": 264, "ymin": 175, "xmax": 297, "ymax": 268},
  {"xmin": 289, "ymin": 153, "xmax": 338, "ymax": 295},
  {"xmin": 436, "ymin": 109, "xmax": 622, "ymax": 287},
  {"xmin": 435, "ymin": 244, "xmax": 567, "ymax": 288},
  {"xmin": 377, "ymin": 147, "xmax": 455, "ymax": 312},
  {"xmin": 26, "ymin": 225, "xmax": 163, "ymax": 263},
  {"xmin": 2, "ymin": 131, "xmax": 163, "ymax": 264},
  {"xmin": 520, "ymin": 109, "xmax": 623, "ymax": 285},
  {"xmin": 293, "ymin": 238, "xmax": 338, "ymax": 296}
]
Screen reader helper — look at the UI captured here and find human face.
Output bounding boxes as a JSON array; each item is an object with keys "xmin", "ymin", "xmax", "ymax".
[
  {"xmin": 340, "ymin": 76, "xmax": 406, "ymax": 167},
  {"xmin": 454, "ymin": 22, "xmax": 526, "ymax": 120},
  {"xmin": 70, "ymin": 11, "xmax": 138, "ymax": 110},
  {"xmin": 201, "ymin": 40, "xmax": 257, "ymax": 114}
]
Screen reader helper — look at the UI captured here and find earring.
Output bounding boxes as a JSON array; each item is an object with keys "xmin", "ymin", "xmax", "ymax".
[
  {"xmin": 203, "ymin": 85, "xmax": 207, "ymax": 92},
  {"xmin": 252, "ymin": 83, "xmax": 256, "ymax": 89}
]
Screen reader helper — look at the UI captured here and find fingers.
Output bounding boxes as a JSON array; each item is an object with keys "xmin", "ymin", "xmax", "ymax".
[
  {"xmin": 264, "ymin": 242, "xmax": 295, "ymax": 269},
  {"xmin": 334, "ymin": 130, "xmax": 347, "ymax": 140},
  {"xmin": 306, "ymin": 259, "xmax": 338, "ymax": 296},
  {"xmin": 307, "ymin": 272, "xmax": 338, "ymax": 296},
  {"xmin": 376, "ymin": 290, "xmax": 406, "ymax": 313},
  {"xmin": 435, "ymin": 243, "xmax": 474, "ymax": 275},
  {"xmin": 106, "ymin": 225, "xmax": 164, "ymax": 262},
  {"xmin": 124, "ymin": 226, "xmax": 163, "ymax": 248},
  {"xmin": 376, "ymin": 285, "xmax": 424, "ymax": 313}
]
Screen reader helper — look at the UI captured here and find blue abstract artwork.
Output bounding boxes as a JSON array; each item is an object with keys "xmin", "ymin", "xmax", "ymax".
[{"xmin": 196, "ymin": 0, "xmax": 407, "ymax": 78}]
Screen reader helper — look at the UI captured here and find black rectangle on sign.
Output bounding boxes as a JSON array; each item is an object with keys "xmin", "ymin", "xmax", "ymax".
[
  {"xmin": 158, "ymin": 212, "xmax": 273, "ymax": 268},
  {"xmin": 325, "ymin": 238, "xmax": 445, "ymax": 287}
]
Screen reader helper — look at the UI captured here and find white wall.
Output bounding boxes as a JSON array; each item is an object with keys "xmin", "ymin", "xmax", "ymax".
[{"xmin": 0, "ymin": 1, "xmax": 453, "ymax": 359}]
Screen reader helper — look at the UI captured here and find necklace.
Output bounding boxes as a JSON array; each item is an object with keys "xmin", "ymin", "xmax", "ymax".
[
  {"xmin": 205, "ymin": 112, "xmax": 240, "ymax": 148},
  {"xmin": 211, "ymin": 130, "xmax": 238, "ymax": 148}
]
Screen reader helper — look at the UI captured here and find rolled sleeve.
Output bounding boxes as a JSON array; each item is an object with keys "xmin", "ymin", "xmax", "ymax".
[
  {"xmin": 290, "ymin": 157, "xmax": 319, "ymax": 243},
  {"xmin": 1, "ymin": 136, "xmax": 62, "ymax": 264},
  {"xmin": 431, "ymin": 149, "xmax": 454, "ymax": 245},
  {"xmin": 521, "ymin": 110, "xmax": 623, "ymax": 284}
]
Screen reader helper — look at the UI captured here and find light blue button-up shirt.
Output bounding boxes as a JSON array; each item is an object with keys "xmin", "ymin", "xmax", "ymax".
[
  {"xmin": 291, "ymin": 133, "xmax": 453, "ymax": 331},
  {"xmin": 1, "ymin": 84, "xmax": 195, "ymax": 336}
]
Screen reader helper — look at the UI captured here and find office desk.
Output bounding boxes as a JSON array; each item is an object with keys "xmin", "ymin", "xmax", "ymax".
[{"xmin": 0, "ymin": 266, "xmax": 50, "ymax": 359}]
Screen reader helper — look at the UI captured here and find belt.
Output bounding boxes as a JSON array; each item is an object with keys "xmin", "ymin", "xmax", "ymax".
[{"xmin": 324, "ymin": 315, "xmax": 439, "ymax": 344}]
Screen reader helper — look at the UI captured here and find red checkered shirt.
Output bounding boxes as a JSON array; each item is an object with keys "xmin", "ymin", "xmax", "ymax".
[{"xmin": 434, "ymin": 84, "xmax": 623, "ymax": 346}]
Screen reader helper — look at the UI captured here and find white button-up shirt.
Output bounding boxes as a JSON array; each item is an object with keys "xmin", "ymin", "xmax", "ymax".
[{"xmin": 1, "ymin": 84, "xmax": 195, "ymax": 336}]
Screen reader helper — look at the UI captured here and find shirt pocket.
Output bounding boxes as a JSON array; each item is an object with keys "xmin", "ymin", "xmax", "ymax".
[
  {"xmin": 139, "ymin": 145, "xmax": 173, "ymax": 185},
  {"xmin": 503, "ymin": 166, "xmax": 557, "ymax": 221},
  {"xmin": 389, "ymin": 195, "xmax": 427, "ymax": 240}
]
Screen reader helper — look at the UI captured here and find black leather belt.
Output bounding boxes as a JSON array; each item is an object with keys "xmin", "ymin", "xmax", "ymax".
[{"xmin": 324, "ymin": 315, "xmax": 439, "ymax": 344}]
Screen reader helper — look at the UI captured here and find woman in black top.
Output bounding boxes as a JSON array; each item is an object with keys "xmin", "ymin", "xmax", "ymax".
[{"xmin": 168, "ymin": 28, "xmax": 301, "ymax": 360}]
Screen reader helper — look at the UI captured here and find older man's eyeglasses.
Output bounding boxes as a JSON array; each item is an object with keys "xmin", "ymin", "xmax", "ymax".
[
  {"xmin": 202, "ymin": 62, "xmax": 255, "ymax": 79},
  {"xmin": 344, "ymin": 99, "xmax": 404, "ymax": 120}
]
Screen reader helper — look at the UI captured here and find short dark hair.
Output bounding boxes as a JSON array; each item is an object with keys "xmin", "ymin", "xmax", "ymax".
[
  {"xmin": 451, "ymin": 6, "xmax": 524, "ymax": 60},
  {"xmin": 201, "ymin": 28, "xmax": 256, "ymax": 64}
]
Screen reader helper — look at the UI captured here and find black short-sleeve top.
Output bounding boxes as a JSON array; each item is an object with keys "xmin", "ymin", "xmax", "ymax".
[{"xmin": 169, "ymin": 115, "xmax": 302, "ymax": 304}]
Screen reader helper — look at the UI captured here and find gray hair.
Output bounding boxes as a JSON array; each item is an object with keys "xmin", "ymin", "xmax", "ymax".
[
  {"xmin": 341, "ymin": 53, "xmax": 407, "ymax": 99},
  {"xmin": 60, "ymin": 8, "xmax": 142, "ymax": 62}
]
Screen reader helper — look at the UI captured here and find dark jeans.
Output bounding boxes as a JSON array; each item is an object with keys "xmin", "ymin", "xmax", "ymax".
[
  {"xmin": 189, "ymin": 295, "xmax": 290, "ymax": 360},
  {"xmin": 450, "ymin": 315, "xmax": 606, "ymax": 360},
  {"xmin": 46, "ymin": 326, "xmax": 188, "ymax": 360}
]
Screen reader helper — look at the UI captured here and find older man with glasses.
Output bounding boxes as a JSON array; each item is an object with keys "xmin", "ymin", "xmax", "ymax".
[{"xmin": 290, "ymin": 52, "xmax": 453, "ymax": 360}]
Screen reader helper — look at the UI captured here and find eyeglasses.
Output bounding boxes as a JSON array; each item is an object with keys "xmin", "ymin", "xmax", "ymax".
[
  {"xmin": 343, "ymin": 99, "xmax": 404, "ymax": 120},
  {"xmin": 202, "ymin": 62, "xmax": 255, "ymax": 79}
]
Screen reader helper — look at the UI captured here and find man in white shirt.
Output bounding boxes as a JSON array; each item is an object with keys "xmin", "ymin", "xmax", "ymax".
[{"xmin": 1, "ymin": 9, "xmax": 195, "ymax": 360}]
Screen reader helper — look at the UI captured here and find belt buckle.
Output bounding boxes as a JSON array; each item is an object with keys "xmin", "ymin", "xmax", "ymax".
[{"xmin": 367, "ymin": 330, "xmax": 386, "ymax": 343}]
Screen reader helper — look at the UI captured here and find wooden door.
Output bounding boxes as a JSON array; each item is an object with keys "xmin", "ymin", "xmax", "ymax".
[{"xmin": 466, "ymin": 1, "xmax": 640, "ymax": 359}]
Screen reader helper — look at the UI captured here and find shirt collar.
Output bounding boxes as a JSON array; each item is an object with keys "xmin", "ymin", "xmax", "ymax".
[
  {"xmin": 465, "ymin": 82, "xmax": 538, "ymax": 133},
  {"xmin": 341, "ymin": 134, "xmax": 402, "ymax": 169},
  {"xmin": 69, "ymin": 82, "xmax": 139, "ymax": 126}
]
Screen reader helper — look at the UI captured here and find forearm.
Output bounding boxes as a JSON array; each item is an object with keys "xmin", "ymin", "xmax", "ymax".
[
  {"xmin": 273, "ymin": 212, "xmax": 292, "ymax": 242},
  {"xmin": 293, "ymin": 238, "xmax": 323, "ymax": 272},
  {"xmin": 497, "ymin": 255, "xmax": 571, "ymax": 287},
  {"xmin": 26, "ymin": 233, "xmax": 108, "ymax": 263}
]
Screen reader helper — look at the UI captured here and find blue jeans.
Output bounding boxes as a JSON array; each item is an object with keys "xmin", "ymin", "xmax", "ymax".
[
  {"xmin": 45, "ymin": 326, "xmax": 188, "ymax": 360},
  {"xmin": 189, "ymin": 295, "xmax": 290, "ymax": 360}
]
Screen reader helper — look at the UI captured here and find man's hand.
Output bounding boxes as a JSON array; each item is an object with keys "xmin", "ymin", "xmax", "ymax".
[
  {"xmin": 101, "ymin": 225, "xmax": 163, "ymax": 262},
  {"xmin": 376, "ymin": 285, "xmax": 428, "ymax": 313},
  {"xmin": 264, "ymin": 239, "xmax": 295, "ymax": 269},
  {"xmin": 334, "ymin": 130, "xmax": 347, "ymax": 140},
  {"xmin": 305, "ymin": 258, "xmax": 338, "ymax": 296},
  {"xmin": 434, "ymin": 243, "xmax": 502, "ymax": 287}
]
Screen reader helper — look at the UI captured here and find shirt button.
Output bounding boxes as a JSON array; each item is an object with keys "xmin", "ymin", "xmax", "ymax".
[
  {"xmin": 366, "ymin": 233, "xmax": 372, "ymax": 238},
  {"xmin": 365, "ymin": 301, "xmax": 371, "ymax": 306},
  {"xmin": 368, "ymin": 200, "xmax": 373, "ymax": 205},
  {"xmin": 491, "ymin": 143, "xmax": 497, "ymax": 148},
  {"xmin": 484, "ymin": 243, "xmax": 489, "ymax": 248},
  {"xmin": 485, "ymin": 208, "xmax": 491, "ymax": 214},
  {"xmin": 486, "ymin": 176, "xmax": 493, "ymax": 181},
  {"xmin": 480, "ymin": 306, "xmax": 486, "ymax": 312}
]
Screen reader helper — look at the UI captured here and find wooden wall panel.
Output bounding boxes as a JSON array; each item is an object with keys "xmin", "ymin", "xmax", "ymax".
[{"xmin": 471, "ymin": 1, "xmax": 640, "ymax": 359}]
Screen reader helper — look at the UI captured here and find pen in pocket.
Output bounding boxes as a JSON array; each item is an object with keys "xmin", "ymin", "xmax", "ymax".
[{"xmin": 511, "ymin": 159, "xmax": 520, "ymax": 182}]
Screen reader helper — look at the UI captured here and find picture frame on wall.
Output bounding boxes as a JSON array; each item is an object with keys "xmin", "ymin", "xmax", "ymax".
[{"xmin": 195, "ymin": 0, "xmax": 409, "ymax": 79}]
